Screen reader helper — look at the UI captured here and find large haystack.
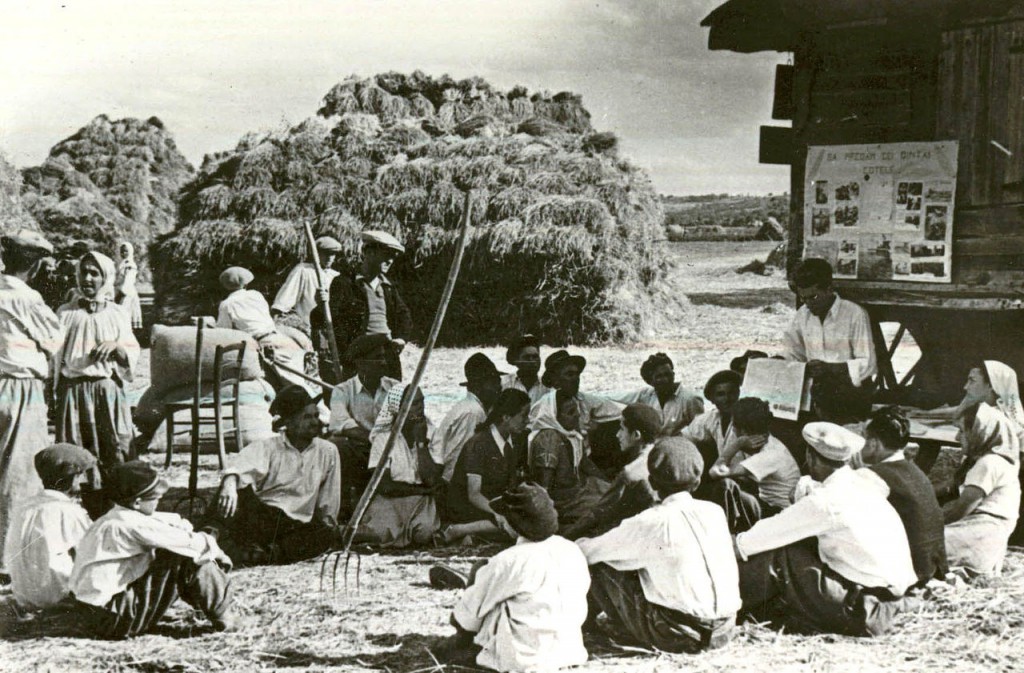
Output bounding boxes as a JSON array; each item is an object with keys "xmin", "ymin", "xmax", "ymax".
[
  {"xmin": 153, "ymin": 72, "xmax": 665, "ymax": 345},
  {"xmin": 20, "ymin": 115, "xmax": 194, "ymax": 268},
  {"xmin": 0, "ymin": 151, "xmax": 39, "ymax": 234}
]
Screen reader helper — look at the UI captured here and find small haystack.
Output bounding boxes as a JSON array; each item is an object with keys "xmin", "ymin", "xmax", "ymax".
[
  {"xmin": 152, "ymin": 72, "xmax": 666, "ymax": 345},
  {"xmin": 755, "ymin": 216, "xmax": 785, "ymax": 241},
  {"xmin": 20, "ymin": 115, "xmax": 194, "ymax": 270}
]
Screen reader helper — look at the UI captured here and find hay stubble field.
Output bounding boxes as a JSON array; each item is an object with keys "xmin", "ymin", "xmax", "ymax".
[{"xmin": 1, "ymin": 241, "xmax": 1020, "ymax": 673}]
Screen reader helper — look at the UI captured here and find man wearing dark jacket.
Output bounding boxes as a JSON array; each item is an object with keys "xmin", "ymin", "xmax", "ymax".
[{"xmin": 315, "ymin": 230, "xmax": 412, "ymax": 382}]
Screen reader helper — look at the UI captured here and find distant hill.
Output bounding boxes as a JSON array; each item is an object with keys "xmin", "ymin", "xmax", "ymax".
[{"xmin": 662, "ymin": 193, "xmax": 789, "ymax": 241}]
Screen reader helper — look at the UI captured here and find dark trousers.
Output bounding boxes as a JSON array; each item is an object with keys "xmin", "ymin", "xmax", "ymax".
[
  {"xmin": 588, "ymin": 564, "xmax": 735, "ymax": 653},
  {"xmin": 204, "ymin": 487, "xmax": 335, "ymax": 566},
  {"xmin": 739, "ymin": 538, "xmax": 903, "ymax": 637},
  {"xmin": 76, "ymin": 550, "xmax": 231, "ymax": 639},
  {"xmin": 703, "ymin": 477, "xmax": 779, "ymax": 535},
  {"xmin": 332, "ymin": 436, "xmax": 372, "ymax": 514}
]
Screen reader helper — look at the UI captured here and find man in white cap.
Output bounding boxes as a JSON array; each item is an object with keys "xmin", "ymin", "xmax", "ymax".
[
  {"xmin": 321, "ymin": 230, "xmax": 411, "ymax": 381},
  {"xmin": 734, "ymin": 422, "xmax": 917, "ymax": 637},
  {"xmin": 271, "ymin": 235, "xmax": 342, "ymax": 336},
  {"xmin": 0, "ymin": 229, "xmax": 64, "ymax": 576}
]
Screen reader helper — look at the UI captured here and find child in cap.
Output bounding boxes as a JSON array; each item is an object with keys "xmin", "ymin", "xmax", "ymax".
[
  {"xmin": 439, "ymin": 482, "xmax": 590, "ymax": 673},
  {"xmin": 69, "ymin": 461, "xmax": 235, "ymax": 638},
  {"xmin": 4, "ymin": 444, "xmax": 95, "ymax": 610}
]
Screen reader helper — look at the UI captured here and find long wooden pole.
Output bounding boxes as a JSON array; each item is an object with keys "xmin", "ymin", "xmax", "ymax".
[
  {"xmin": 325, "ymin": 190, "xmax": 474, "ymax": 589},
  {"xmin": 260, "ymin": 355, "xmax": 334, "ymax": 391},
  {"xmin": 302, "ymin": 221, "xmax": 344, "ymax": 382}
]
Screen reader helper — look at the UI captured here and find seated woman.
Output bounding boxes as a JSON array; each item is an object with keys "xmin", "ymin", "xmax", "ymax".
[
  {"xmin": 612, "ymin": 352, "xmax": 704, "ymax": 437},
  {"xmin": 444, "ymin": 389, "xmax": 531, "ymax": 543},
  {"xmin": 682, "ymin": 370, "xmax": 742, "ymax": 479},
  {"xmin": 528, "ymin": 389, "xmax": 610, "ymax": 533},
  {"xmin": 359, "ymin": 384, "xmax": 441, "ymax": 548},
  {"xmin": 942, "ymin": 402, "xmax": 1021, "ymax": 577}
]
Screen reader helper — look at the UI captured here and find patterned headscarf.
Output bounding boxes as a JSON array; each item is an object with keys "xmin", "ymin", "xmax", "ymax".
[
  {"xmin": 984, "ymin": 361, "xmax": 1024, "ymax": 448},
  {"xmin": 528, "ymin": 390, "xmax": 585, "ymax": 470},
  {"xmin": 77, "ymin": 251, "xmax": 117, "ymax": 307}
]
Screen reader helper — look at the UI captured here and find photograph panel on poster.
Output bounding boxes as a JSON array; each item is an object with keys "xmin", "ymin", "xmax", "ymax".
[
  {"xmin": 910, "ymin": 243, "xmax": 945, "ymax": 258},
  {"xmin": 910, "ymin": 261, "xmax": 947, "ymax": 277},
  {"xmin": 811, "ymin": 208, "xmax": 831, "ymax": 236},
  {"xmin": 835, "ymin": 257, "xmax": 858, "ymax": 278},
  {"xmin": 815, "ymin": 180, "xmax": 829, "ymax": 204},
  {"xmin": 925, "ymin": 181, "xmax": 954, "ymax": 202},
  {"xmin": 858, "ymin": 235, "xmax": 893, "ymax": 280},
  {"xmin": 925, "ymin": 205, "xmax": 948, "ymax": 241},
  {"xmin": 835, "ymin": 204, "xmax": 859, "ymax": 227},
  {"xmin": 804, "ymin": 239, "xmax": 839, "ymax": 266}
]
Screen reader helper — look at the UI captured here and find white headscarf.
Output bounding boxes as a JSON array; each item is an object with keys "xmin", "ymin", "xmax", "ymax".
[
  {"xmin": 77, "ymin": 251, "xmax": 117, "ymax": 305},
  {"xmin": 984, "ymin": 360, "xmax": 1024, "ymax": 448},
  {"xmin": 528, "ymin": 390, "xmax": 585, "ymax": 470},
  {"xmin": 962, "ymin": 402, "xmax": 1019, "ymax": 465}
]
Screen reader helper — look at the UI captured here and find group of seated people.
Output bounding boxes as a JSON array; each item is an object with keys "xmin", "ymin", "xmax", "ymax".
[{"xmin": 4, "ymin": 256, "xmax": 1023, "ymax": 673}]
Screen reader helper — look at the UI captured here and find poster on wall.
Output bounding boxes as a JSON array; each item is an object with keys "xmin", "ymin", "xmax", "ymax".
[{"xmin": 803, "ymin": 141, "xmax": 958, "ymax": 283}]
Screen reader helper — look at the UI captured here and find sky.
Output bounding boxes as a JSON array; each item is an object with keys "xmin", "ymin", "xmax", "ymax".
[{"xmin": 0, "ymin": 0, "xmax": 790, "ymax": 196}]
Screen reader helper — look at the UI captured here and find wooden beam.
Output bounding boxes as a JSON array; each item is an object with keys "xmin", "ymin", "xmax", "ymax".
[
  {"xmin": 772, "ymin": 64, "xmax": 794, "ymax": 120},
  {"xmin": 759, "ymin": 125, "xmax": 794, "ymax": 165}
]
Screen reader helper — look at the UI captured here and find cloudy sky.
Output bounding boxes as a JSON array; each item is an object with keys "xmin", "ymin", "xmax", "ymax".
[{"xmin": 0, "ymin": 0, "xmax": 789, "ymax": 195}]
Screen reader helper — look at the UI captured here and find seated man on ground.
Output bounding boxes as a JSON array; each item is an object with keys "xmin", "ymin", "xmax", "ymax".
[
  {"xmin": 433, "ymin": 353, "xmax": 504, "ymax": 483},
  {"xmin": 439, "ymin": 483, "xmax": 590, "ymax": 673},
  {"xmin": 941, "ymin": 402, "xmax": 1020, "ymax": 577},
  {"xmin": 529, "ymin": 389, "xmax": 610, "ymax": 534},
  {"xmin": 538, "ymin": 350, "xmax": 608, "ymax": 441},
  {"xmin": 735, "ymin": 422, "xmax": 917, "ymax": 637},
  {"xmin": 359, "ymin": 384, "xmax": 442, "ymax": 547},
  {"xmin": 857, "ymin": 407, "xmax": 948, "ymax": 587},
  {"xmin": 577, "ymin": 437, "xmax": 740, "ymax": 654},
  {"xmin": 561, "ymin": 404, "xmax": 662, "ymax": 539},
  {"xmin": 206, "ymin": 385, "xmax": 342, "ymax": 566},
  {"xmin": 4, "ymin": 444, "xmax": 95, "ymax": 611},
  {"xmin": 501, "ymin": 334, "xmax": 550, "ymax": 405},
  {"xmin": 69, "ymin": 461, "xmax": 235, "ymax": 639},
  {"xmin": 682, "ymin": 370, "xmax": 743, "ymax": 477},
  {"xmin": 611, "ymin": 352, "xmax": 704, "ymax": 437},
  {"xmin": 327, "ymin": 334, "xmax": 399, "ymax": 512},
  {"xmin": 706, "ymin": 397, "xmax": 801, "ymax": 533},
  {"xmin": 444, "ymin": 389, "xmax": 531, "ymax": 544}
]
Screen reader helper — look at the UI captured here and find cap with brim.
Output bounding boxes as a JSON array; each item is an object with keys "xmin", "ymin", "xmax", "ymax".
[
  {"xmin": 344, "ymin": 333, "xmax": 391, "ymax": 365},
  {"xmin": 108, "ymin": 461, "xmax": 169, "ymax": 503},
  {"xmin": 540, "ymin": 350, "xmax": 587, "ymax": 387},
  {"xmin": 270, "ymin": 385, "xmax": 324, "ymax": 421},
  {"xmin": 490, "ymin": 483, "xmax": 559, "ymax": 541},
  {"xmin": 590, "ymin": 399, "xmax": 623, "ymax": 424},
  {"xmin": 460, "ymin": 352, "xmax": 508, "ymax": 386},
  {"xmin": 361, "ymin": 230, "xmax": 405, "ymax": 254},
  {"xmin": 315, "ymin": 236, "xmax": 343, "ymax": 252},
  {"xmin": 802, "ymin": 422, "xmax": 865, "ymax": 462},
  {"xmin": 647, "ymin": 436, "xmax": 703, "ymax": 493},
  {"xmin": 34, "ymin": 443, "xmax": 97, "ymax": 486},
  {"xmin": 219, "ymin": 266, "xmax": 254, "ymax": 291},
  {"xmin": 2, "ymin": 228, "xmax": 54, "ymax": 254}
]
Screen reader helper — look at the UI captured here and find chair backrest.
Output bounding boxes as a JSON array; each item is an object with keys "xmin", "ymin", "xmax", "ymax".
[
  {"xmin": 214, "ymin": 341, "xmax": 248, "ymax": 388},
  {"xmin": 191, "ymin": 317, "xmax": 207, "ymax": 414}
]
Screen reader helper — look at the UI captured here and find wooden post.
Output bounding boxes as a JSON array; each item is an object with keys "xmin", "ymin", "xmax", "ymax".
[{"xmin": 302, "ymin": 222, "xmax": 344, "ymax": 382}]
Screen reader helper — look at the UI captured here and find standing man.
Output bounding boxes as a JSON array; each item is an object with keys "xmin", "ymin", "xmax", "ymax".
[
  {"xmin": 0, "ymin": 229, "xmax": 64, "ymax": 575},
  {"xmin": 322, "ymin": 230, "xmax": 411, "ymax": 382},
  {"xmin": 272, "ymin": 235, "xmax": 343, "ymax": 337}
]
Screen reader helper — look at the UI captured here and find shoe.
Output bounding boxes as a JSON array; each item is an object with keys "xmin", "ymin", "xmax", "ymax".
[{"xmin": 429, "ymin": 565, "xmax": 469, "ymax": 590}]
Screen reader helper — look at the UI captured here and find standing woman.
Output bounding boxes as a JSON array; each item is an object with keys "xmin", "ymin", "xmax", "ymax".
[
  {"xmin": 54, "ymin": 252, "xmax": 140, "ymax": 493},
  {"xmin": 114, "ymin": 242, "xmax": 143, "ymax": 332}
]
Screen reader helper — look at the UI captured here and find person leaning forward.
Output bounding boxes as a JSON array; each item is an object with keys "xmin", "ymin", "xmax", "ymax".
[{"xmin": 318, "ymin": 230, "xmax": 411, "ymax": 382}]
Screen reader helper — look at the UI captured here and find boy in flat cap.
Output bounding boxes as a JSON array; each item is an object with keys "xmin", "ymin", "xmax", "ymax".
[
  {"xmin": 577, "ymin": 437, "xmax": 740, "ymax": 653},
  {"xmin": 272, "ymin": 235, "xmax": 342, "ymax": 337},
  {"xmin": 4, "ymin": 444, "xmax": 95, "ymax": 610},
  {"xmin": 69, "ymin": 461, "xmax": 235, "ymax": 638},
  {"xmin": 734, "ymin": 422, "xmax": 916, "ymax": 636},
  {"xmin": 0, "ymin": 229, "xmax": 64, "ymax": 573},
  {"xmin": 433, "ymin": 352, "xmax": 505, "ymax": 483},
  {"xmin": 440, "ymin": 482, "xmax": 590, "ymax": 673},
  {"xmin": 206, "ymin": 385, "xmax": 342, "ymax": 565},
  {"xmin": 328, "ymin": 333, "xmax": 399, "ymax": 510},
  {"xmin": 502, "ymin": 334, "xmax": 550, "ymax": 405}
]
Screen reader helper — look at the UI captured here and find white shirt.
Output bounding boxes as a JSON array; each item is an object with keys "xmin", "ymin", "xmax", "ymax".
[
  {"xmin": 781, "ymin": 295, "xmax": 877, "ymax": 386},
  {"xmin": 368, "ymin": 430, "xmax": 438, "ymax": 485},
  {"xmin": 55, "ymin": 302, "xmax": 140, "ymax": 382},
  {"xmin": 225, "ymin": 434, "xmax": 342, "ymax": 524},
  {"xmin": 4, "ymin": 490, "xmax": 91, "ymax": 609},
  {"xmin": 0, "ymin": 275, "xmax": 63, "ymax": 378},
  {"xmin": 963, "ymin": 454, "xmax": 1021, "ymax": 522},
  {"xmin": 433, "ymin": 392, "xmax": 487, "ymax": 482},
  {"xmin": 736, "ymin": 466, "xmax": 917, "ymax": 595},
  {"xmin": 453, "ymin": 535, "xmax": 589, "ymax": 673},
  {"xmin": 70, "ymin": 506, "xmax": 222, "ymax": 606},
  {"xmin": 501, "ymin": 372, "xmax": 551, "ymax": 406},
  {"xmin": 217, "ymin": 288, "xmax": 277, "ymax": 337},
  {"xmin": 328, "ymin": 375, "xmax": 398, "ymax": 433},
  {"xmin": 271, "ymin": 263, "xmax": 339, "ymax": 324},
  {"xmin": 577, "ymin": 492, "xmax": 741, "ymax": 620},
  {"xmin": 682, "ymin": 407, "xmax": 736, "ymax": 456},
  {"xmin": 739, "ymin": 435, "xmax": 801, "ymax": 509},
  {"xmin": 611, "ymin": 384, "xmax": 705, "ymax": 436}
]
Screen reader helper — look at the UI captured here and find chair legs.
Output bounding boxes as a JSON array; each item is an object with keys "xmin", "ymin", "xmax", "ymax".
[
  {"xmin": 214, "ymin": 401, "xmax": 226, "ymax": 470},
  {"xmin": 165, "ymin": 412, "xmax": 175, "ymax": 469}
]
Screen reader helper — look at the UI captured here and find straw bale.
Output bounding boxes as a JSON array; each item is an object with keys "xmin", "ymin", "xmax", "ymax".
[
  {"xmin": 335, "ymin": 113, "xmax": 382, "ymax": 140},
  {"xmin": 0, "ymin": 151, "xmax": 40, "ymax": 234},
  {"xmin": 517, "ymin": 117, "xmax": 568, "ymax": 137}
]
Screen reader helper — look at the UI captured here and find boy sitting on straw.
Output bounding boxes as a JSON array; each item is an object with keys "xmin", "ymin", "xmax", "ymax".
[
  {"xmin": 69, "ymin": 461, "xmax": 236, "ymax": 638},
  {"xmin": 437, "ymin": 483, "xmax": 590, "ymax": 673},
  {"xmin": 205, "ymin": 385, "xmax": 342, "ymax": 566},
  {"xmin": 577, "ymin": 437, "xmax": 740, "ymax": 654},
  {"xmin": 4, "ymin": 444, "xmax": 95, "ymax": 611}
]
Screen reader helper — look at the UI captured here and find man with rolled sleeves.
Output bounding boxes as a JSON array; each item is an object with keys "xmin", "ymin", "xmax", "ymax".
[
  {"xmin": 320, "ymin": 230, "xmax": 412, "ymax": 382},
  {"xmin": 272, "ymin": 235, "xmax": 343, "ymax": 336}
]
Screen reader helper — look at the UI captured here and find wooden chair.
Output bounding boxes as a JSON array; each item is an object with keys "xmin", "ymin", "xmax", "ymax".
[{"xmin": 163, "ymin": 318, "xmax": 247, "ymax": 501}]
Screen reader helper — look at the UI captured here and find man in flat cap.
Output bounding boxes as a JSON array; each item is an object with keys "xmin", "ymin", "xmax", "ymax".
[
  {"xmin": 271, "ymin": 235, "xmax": 342, "ymax": 338},
  {"xmin": 4, "ymin": 443, "xmax": 95, "ymax": 610},
  {"xmin": 206, "ymin": 385, "xmax": 342, "ymax": 566},
  {"xmin": 327, "ymin": 333, "xmax": 399, "ymax": 511},
  {"xmin": 734, "ymin": 422, "xmax": 916, "ymax": 637},
  {"xmin": 0, "ymin": 229, "xmax": 64, "ymax": 575},
  {"xmin": 440, "ymin": 482, "xmax": 590, "ymax": 673},
  {"xmin": 320, "ymin": 230, "xmax": 411, "ymax": 382},
  {"xmin": 577, "ymin": 437, "xmax": 741, "ymax": 653},
  {"xmin": 433, "ymin": 352, "xmax": 506, "ymax": 483}
]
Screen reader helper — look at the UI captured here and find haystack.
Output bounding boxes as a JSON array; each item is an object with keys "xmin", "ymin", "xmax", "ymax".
[
  {"xmin": 0, "ymin": 151, "xmax": 39, "ymax": 234},
  {"xmin": 153, "ymin": 72, "xmax": 666, "ymax": 345},
  {"xmin": 20, "ymin": 115, "xmax": 194, "ymax": 271}
]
